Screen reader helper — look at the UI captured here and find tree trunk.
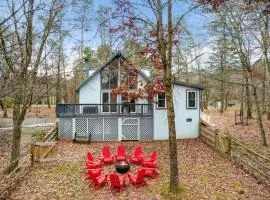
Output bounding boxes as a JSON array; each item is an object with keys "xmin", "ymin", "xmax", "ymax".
[
  {"xmin": 164, "ymin": 75, "xmax": 179, "ymax": 190},
  {"xmin": 56, "ymin": 59, "xmax": 61, "ymax": 104},
  {"xmin": 267, "ymin": 91, "xmax": 270, "ymax": 120},
  {"xmin": 262, "ymin": 80, "xmax": 266, "ymax": 114},
  {"xmin": 240, "ymin": 72, "xmax": 244, "ymax": 123},
  {"xmin": 252, "ymin": 84, "xmax": 268, "ymax": 146},
  {"xmin": 8, "ymin": 101, "xmax": 24, "ymax": 173},
  {"xmin": 45, "ymin": 68, "xmax": 51, "ymax": 108},
  {"xmin": 220, "ymin": 79, "xmax": 225, "ymax": 113},
  {"xmin": 46, "ymin": 88, "xmax": 51, "ymax": 108},
  {"xmin": 3, "ymin": 104, "xmax": 8, "ymax": 118},
  {"xmin": 245, "ymin": 76, "xmax": 252, "ymax": 119},
  {"xmin": 2, "ymin": 98, "xmax": 8, "ymax": 118}
]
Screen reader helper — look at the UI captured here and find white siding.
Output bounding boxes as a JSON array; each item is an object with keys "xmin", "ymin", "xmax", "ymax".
[
  {"xmin": 154, "ymin": 85, "xmax": 200, "ymax": 140},
  {"xmin": 79, "ymin": 73, "xmax": 101, "ymax": 104}
]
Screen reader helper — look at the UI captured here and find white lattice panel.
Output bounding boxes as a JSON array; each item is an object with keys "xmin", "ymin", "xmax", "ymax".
[
  {"xmin": 140, "ymin": 117, "xmax": 153, "ymax": 140},
  {"xmin": 104, "ymin": 118, "xmax": 118, "ymax": 141},
  {"xmin": 59, "ymin": 118, "xmax": 73, "ymax": 140},
  {"xmin": 91, "ymin": 118, "xmax": 103, "ymax": 141},
  {"xmin": 122, "ymin": 118, "xmax": 138, "ymax": 124},
  {"xmin": 122, "ymin": 118, "xmax": 139, "ymax": 140},
  {"xmin": 75, "ymin": 118, "xmax": 88, "ymax": 137}
]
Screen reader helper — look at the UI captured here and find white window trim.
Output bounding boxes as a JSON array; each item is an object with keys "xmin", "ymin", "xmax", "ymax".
[
  {"xmin": 156, "ymin": 93, "xmax": 166, "ymax": 109},
  {"xmin": 186, "ymin": 90, "xmax": 197, "ymax": 109},
  {"xmin": 101, "ymin": 91, "xmax": 118, "ymax": 113}
]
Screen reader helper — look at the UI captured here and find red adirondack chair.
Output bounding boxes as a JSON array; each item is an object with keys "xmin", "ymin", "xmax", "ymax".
[
  {"xmin": 141, "ymin": 167, "xmax": 159, "ymax": 179},
  {"xmin": 100, "ymin": 146, "xmax": 114, "ymax": 164},
  {"xmin": 141, "ymin": 151, "xmax": 157, "ymax": 168},
  {"xmin": 129, "ymin": 146, "xmax": 143, "ymax": 164},
  {"xmin": 127, "ymin": 168, "xmax": 147, "ymax": 188},
  {"xmin": 89, "ymin": 173, "xmax": 108, "ymax": 189},
  {"xmin": 85, "ymin": 160, "xmax": 102, "ymax": 169},
  {"xmin": 109, "ymin": 173, "xmax": 127, "ymax": 192},
  {"xmin": 116, "ymin": 144, "xmax": 127, "ymax": 161},
  {"xmin": 85, "ymin": 168, "xmax": 101, "ymax": 180},
  {"xmin": 85, "ymin": 152, "xmax": 103, "ymax": 168}
]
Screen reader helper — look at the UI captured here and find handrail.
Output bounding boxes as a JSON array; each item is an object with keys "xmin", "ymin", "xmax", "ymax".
[{"xmin": 56, "ymin": 103, "xmax": 153, "ymax": 118}]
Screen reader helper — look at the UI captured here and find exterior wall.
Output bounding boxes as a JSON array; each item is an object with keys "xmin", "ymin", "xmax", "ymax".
[
  {"xmin": 79, "ymin": 73, "xmax": 101, "ymax": 104},
  {"xmin": 154, "ymin": 85, "xmax": 200, "ymax": 140},
  {"xmin": 78, "ymin": 72, "xmax": 148, "ymax": 104}
]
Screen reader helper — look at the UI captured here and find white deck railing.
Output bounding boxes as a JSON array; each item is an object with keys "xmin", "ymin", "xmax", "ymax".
[{"xmin": 200, "ymin": 112, "xmax": 214, "ymax": 126}]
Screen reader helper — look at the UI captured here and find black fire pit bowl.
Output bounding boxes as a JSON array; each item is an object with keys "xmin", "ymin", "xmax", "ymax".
[{"xmin": 115, "ymin": 161, "xmax": 130, "ymax": 174}]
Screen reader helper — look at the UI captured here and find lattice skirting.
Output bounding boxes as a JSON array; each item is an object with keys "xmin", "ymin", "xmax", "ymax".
[
  {"xmin": 140, "ymin": 117, "xmax": 153, "ymax": 140},
  {"xmin": 58, "ymin": 118, "xmax": 73, "ymax": 140},
  {"xmin": 58, "ymin": 116, "xmax": 153, "ymax": 141}
]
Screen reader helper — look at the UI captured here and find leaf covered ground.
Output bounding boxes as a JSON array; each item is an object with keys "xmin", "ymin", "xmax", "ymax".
[
  {"xmin": 206, "ymin": 108, "xmax": 270, "ymax": 158},
  {"xmin": 0, "ymin": 128, "xmax": 50, "ymax": 171},
  {"xmin": 9, "ymin": 140, "xmax": 270, "ymax": 200},
  {"xmin": 0, "ymin": 106, "xmax": 56, "ymax": 121}
]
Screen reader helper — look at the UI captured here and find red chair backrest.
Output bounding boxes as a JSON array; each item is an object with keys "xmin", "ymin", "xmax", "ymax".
[
  {"xmin": 110, "ymin": 173, "xmax": 121, "ymax": 187},
  {"xmin": 87, "ymin": 152, "xmax": 94, "ymax": 162},
  {"xmin": 151, "ymin": 151, "xmax": 157, "ymax": 161},
  {"xmin": 117, "ymin": 144, "xmax": 126, "ymax": 156},
  {"xmin": 137, "ymin": 168, "xmax": 145, "ymax": 182},
  {"xmin": 88, "ymin": 169, "xmax": 101, "ymax": 177},
  {"xmin": 134, "ymin": 146, "xmax": 143, "ymax": 157},
  {"xmin": 103, "ymin": 146, "xmax": 111, "ymax": 158}
]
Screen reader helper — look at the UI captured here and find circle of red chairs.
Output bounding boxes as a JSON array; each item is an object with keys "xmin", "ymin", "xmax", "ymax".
[{"xmin": 84, "ymin": 144, "xmax": 158, "ymax": 193}]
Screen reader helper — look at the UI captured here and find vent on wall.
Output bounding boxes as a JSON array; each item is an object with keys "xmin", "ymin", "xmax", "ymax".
[{"xmin": 186, "ymin": 118, "xmax": 192, "ymax": 122}]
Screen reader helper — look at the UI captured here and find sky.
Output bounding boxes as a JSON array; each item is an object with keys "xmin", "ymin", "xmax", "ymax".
[
  {"xmin": 65, "ymin": 0, "xmax": 211, "ymax": 49},
  {"xmin": 63, "ymin": 0, "xmax": 212, "ymax": 70}
]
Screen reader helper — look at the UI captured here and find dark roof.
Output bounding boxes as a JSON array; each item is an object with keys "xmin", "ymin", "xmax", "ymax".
[
  {"xmin": 76, "ymin": 52, "xmax": 150, "ymax": 92},
  {"xmin": 174, "ymin": 80, "xmax": 204, "ymax": 90}
]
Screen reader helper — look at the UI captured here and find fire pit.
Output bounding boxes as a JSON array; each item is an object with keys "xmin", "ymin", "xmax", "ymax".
[{"xmin": 115, "ymin": 161, "xmax": 130, "ymax": 174}]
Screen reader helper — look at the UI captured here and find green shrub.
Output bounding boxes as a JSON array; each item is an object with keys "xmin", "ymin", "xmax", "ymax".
[{"xmin": 4, "ymin": 97, "xmax": 14, "ymax": 108}]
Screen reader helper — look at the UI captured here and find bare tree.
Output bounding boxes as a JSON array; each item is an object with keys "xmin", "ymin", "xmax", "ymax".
[
  {"xmin": 221, "ymin": 1, "xmax": 268, "ymax": 146},
  {"xmin": 0, "ymin": 0, "xmax": 62, "ymax": 171}
]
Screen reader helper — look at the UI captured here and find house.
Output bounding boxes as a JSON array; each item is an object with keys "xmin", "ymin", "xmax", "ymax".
[{"xmin": 56, "ymin": 52, "xmax": 204, "ymax": 141}]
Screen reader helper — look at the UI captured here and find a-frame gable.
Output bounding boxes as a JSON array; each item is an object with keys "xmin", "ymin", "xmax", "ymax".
[{"xmin": 76, "ymin": 52, "xmax": 149, "ymax": 92}]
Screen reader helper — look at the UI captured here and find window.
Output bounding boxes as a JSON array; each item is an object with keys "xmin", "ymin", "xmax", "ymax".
[
  {"xmin": 187, "ymin": 90, "xmax": 197, "ymax": 109},
  {"xmin": 157, "ymin": 93, "xmax": 166, "ymax": 108},
  {"xmin": 102, "ymin": 92, "xmax": 117, "ymax": 112},
  {"xmin": 101, "ymin": 61, "xmax": 118, "ymax": 89},
  {"xmin": 121, "ymin": 96, "xmax": 136, "ymax": 113},
  {"xmin": 120, "ymin": 69, "xmax": 137, "ymax": 89}
]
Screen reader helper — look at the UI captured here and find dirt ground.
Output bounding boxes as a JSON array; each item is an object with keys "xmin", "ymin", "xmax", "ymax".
[
  {"xmin": 0, "ymin": 128, "xmax": 51, "ymax": 171},
  {"xmin": 9, "ymin": 140, "xmax": 270, "ymax": 200},
  {"xmin": 205, "ymin": 108, "xmax": 270, "ymax": 158},
  {"xmin": 0, "ymin": 105, "xmax": 56, "ymax": 123}
]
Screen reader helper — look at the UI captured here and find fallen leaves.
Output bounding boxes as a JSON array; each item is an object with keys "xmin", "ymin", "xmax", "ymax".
[{"xmin": 8, "ymin": 140, "xmax": 270, "ymax": 200}]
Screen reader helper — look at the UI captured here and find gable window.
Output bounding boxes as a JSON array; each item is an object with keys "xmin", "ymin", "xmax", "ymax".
[
  {"xmin": 120, "ymin": 69, "xmax": 137, "ymax": 89},
  {"xmin": 101, "ymin": 61, "xmax": 118, "ymax": 89},
  {"xmin": 187, "ymin": 90, "xmax": 197, "ymax": 109},
  {"xmin": 157, "ymin": 92, "xmax": 166, "ymax": 108},
  {"xmin": 102, "ymin": 92, "xmax": 117, "ymax": 112}
]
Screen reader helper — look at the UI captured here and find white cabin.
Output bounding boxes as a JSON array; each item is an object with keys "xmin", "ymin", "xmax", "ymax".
[{"xmin": 56, "ymin": 52, "xmax": 203, "ymax": 141}]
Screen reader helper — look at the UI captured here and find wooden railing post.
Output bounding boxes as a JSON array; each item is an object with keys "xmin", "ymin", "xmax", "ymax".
[{"xmin": 31, "ymin": 143, "xmax": 35, "ymax": 167}]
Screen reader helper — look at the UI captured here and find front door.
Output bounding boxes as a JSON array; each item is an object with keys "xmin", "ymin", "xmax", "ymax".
[{"xmin": 121, "ymin": 118, "xmax": 139, "ymax": 140}]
